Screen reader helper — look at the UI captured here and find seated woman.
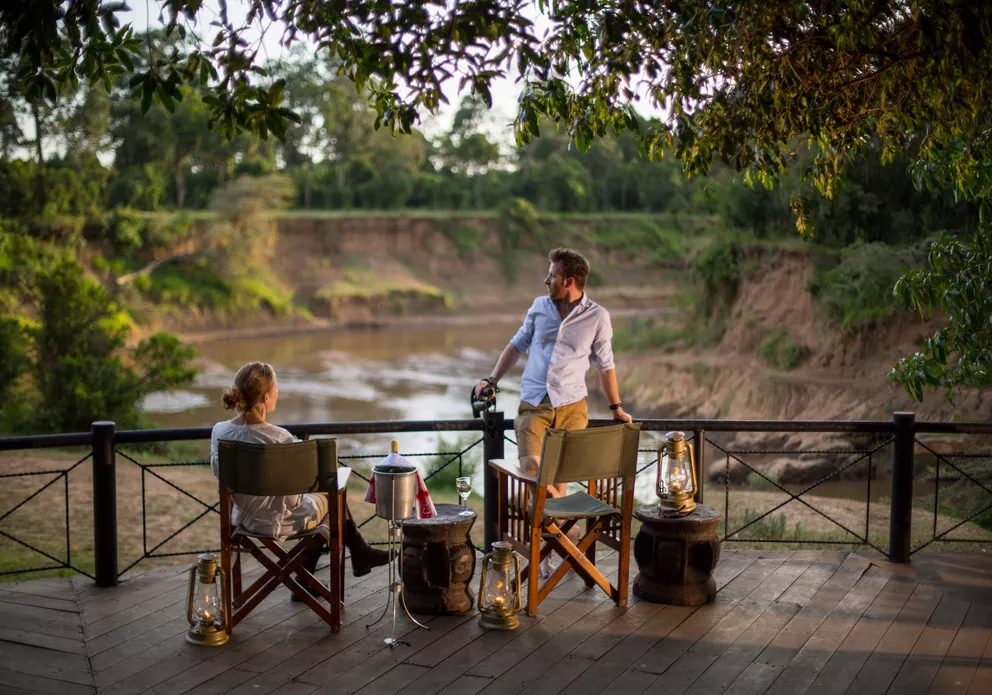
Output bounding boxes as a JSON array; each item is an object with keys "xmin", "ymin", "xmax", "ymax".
[{"xmin": 210, "ymin": 361, "xmax": 391, "ymax": 586}]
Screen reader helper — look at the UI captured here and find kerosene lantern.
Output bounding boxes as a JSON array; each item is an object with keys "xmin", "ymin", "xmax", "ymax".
[
  {"xmin": 657, "ymin": 431, "xmax": 698, "ymax": 514},
  {"xmin": 478, "ymin": 541, "xmax": 522, "ymax": 630},
  {"xmin": 185, "ymin": 553, "xmax": 229, "ymax": 646}
]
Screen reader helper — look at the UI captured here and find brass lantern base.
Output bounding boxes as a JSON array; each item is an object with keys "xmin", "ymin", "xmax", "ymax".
[
  {"xmin": 658, "ymin": 494, "xmax": 696, "ymax": 515},
  {"xmin": 186, "ymin": 624, "xmax": 229, "ymax": 647},
  {"xmin": 479, "ymin": 610, "xmax": 520, "ymax": 631}
]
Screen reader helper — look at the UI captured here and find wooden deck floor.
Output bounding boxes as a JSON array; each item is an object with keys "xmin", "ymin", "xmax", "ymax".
[{"xmin": 1, "ymin": 549, "xmax": 991, "ymax": 695}]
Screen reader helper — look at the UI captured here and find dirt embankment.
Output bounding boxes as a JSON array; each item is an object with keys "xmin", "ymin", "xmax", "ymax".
[
  {"xmin": 622, "ymin": 248, "xmax": 992, "ymax": 476},
  {"xmin": 175, "ymin": 215, "xmax": 680, "ymax": 339}
]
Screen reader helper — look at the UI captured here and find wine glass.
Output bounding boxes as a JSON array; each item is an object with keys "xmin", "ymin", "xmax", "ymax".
[{"xmin": 455, "ymin": 476, "xmax": 473, "ymax": 516}]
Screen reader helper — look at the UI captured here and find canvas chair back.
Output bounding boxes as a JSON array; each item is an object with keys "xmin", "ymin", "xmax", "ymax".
[
  {"xmin": 218, "ymin": 438, "xmax": 338, "ymax": 497},
  {"xmin": 536, "ymin": 423, "xmax": 641, "ymax": 486}
]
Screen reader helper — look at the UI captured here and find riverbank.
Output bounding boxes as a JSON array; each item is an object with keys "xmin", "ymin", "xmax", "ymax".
[{"xmin": 178, "ymin": 304, "xmax": 677, "ymax": 345}]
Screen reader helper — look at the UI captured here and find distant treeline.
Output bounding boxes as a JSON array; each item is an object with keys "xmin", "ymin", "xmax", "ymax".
[{"xmin": 0, "ymin": 34, "xmax": 978, "ymax": 250}]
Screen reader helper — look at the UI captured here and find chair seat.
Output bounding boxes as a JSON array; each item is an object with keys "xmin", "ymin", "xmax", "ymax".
[
  {"xmin": 543, "ymin": 492, "xmax": 620, "ymax": 519},
  {"xmin": 232, "ymin": 521, "xmax": 329, "ymax": 541}
]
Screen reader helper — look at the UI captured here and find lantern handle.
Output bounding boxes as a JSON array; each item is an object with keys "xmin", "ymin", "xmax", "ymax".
[
  {"xmin": 477, "ymin": 553, "xmax": 489, "ymax": 612},
  {"xmin": 512, "ymin": 554, "xmax": 522, "ymax": 612},
  {"xmin": 217, "ymin": 567, "xmax": 229, "ymax": 633},
  {"xmin": 185, "ymin": 563, "xmax": 197, "ymax": 628}
]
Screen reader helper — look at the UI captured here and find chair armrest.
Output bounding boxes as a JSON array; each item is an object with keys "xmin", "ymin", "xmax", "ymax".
[
  {"xmin": 337, "ymin": 467, "xmax": 352, "ymax": 493},
  {"xmin": 488, "ymin": 458, "xmax": 537, "ymax": 486}
]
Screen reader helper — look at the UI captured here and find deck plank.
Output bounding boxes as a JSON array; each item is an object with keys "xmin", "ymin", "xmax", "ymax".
[
  {"xmin": 753, "ymin": 552, "xmax": 872, "ymax": 670},
  {"xmin": 629, "ymin": 550, "xmax": 827, "ymax": 695},
  {"xmin": 965, "ymin": 622, "xmax": 992, "ymax": 695},
  {"xmin": 887, "ymin": 593, "xmax": 972, "ymax": 695},
  {"xmin": 564, "ymin": 554, "xmax": 793, "ymax": 695},
  {"xmin": 0, "ymin": 667, "xmax": 95, "ymax": 695},
  {"xmin": 802, "ymin": 574, "xmax": 917, "ymax": 695},
  {"xmin": 682, "ymin": 551, "xmax": 861, "ymax": 695},
  {"xmin": 845, "ymin": 582, "xmax": 944, "ymax": 694},
  {"xmin": 760, "ymin": 564, "xmax": 892, "ymax": 695},
  {"xmin": 4, "ymin": 546, "xmax": 992, "ymax": 695},
  {"xmin": 928, "ymin": 604, "xmax": 992, "ymax": 695}
]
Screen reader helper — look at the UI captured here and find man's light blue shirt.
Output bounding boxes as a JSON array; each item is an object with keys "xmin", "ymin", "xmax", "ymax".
[{"xmin": 510, "ymin": 294, "xmax": 616, "ymax": 408}]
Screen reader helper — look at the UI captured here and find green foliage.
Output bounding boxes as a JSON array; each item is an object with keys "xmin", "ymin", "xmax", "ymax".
[
  {"xmin": 148, "ymin": 264, "xmax": 294, "ymax": 317},
  {"xmin": 809, "ymin": 242, "xmax": 926, "ymax": 330},
  {"xmin": 421, "ymin": 435, "xmax": 480, "ymax": 493},
  {"xmin": 442, "ymin": 223, "xmax": 487, "ymax": 257},
  {"xmin": 498, "ymin": 197, "xmax": 540, "ymax": 251},
  {"xmin": 891, "ymin": 229, "xmax": 992, "ymax": 400},
  {"xmin": 757, "ymin": 329, "xmax": 806, "ymax": 371},
  {"xmin": 30, "ymin": 258, "xmax": 196, "ymax": 432},
  {"xmin": 586, "ymin": 266, "xmax": 606, "ymax": 288},
  {"xmin": 0, "ymin": 316, "xmax": 30, "ymax": 404},
  {"xmin": 732, "ymin": 509, "xmax": 802, "ymax": 541},
  {"xmin": 6, "ymin": 2, "xmax": 992, "ymax": 399},
  {"xmin": 612, "ymin": 318, "xmax": 682, "ymax": 352},
  {"xmin": 586, "ymin": 218, "xmax": 689, "ymax": 265},
  {"xmin": 916, "ymin": 451, "xmax": 992, "ymax": 532}
]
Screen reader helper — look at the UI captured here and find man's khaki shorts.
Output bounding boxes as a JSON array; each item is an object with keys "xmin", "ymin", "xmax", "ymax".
[{"xmin": 514, "ymin": 396, "xmax": 589, "ymax": 461}]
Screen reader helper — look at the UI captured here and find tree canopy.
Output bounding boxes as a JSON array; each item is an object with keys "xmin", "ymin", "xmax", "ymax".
[{"xmin": 3, "ymin": 1, "xmax": 992, "ymax": 398}]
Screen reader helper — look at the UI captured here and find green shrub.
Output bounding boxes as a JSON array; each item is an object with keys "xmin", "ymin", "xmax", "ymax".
[
  {"xmin": 587, "ymin": 266, "xmax": 606, "ymax": 288},
  {"xmin": 28, "ymin": 258, "xmax": 196, "ymax": 433},
  {"xmin": 757, "ymin": 328, "xmax": 807, "ymax": 370},
  {"xmin": 421, "ymin": 435, "xmax": 480, "ymax": 492},
  {"xmin": 693, "ymin": 236, "xmax": 741, "ymax": 307},
  {"xmin": 612, "ymin": 317, "xmax": 681, "ymax": 352},
  {"xmin": 586, "ymin": 218, "xmax": 689, "ymax": 265},
  {"xmin": 808, "ymin": 241, "xmax": 926, "ymax": 329},
  {"xmin": 498, "ymin": 197, "xmax": 540, "ymax": 252},
  {"xmin": 443, "ymin": 223, "xmax": 486, "ymax": 256}
]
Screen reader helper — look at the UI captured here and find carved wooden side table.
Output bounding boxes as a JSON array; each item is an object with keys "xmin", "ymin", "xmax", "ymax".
[
  {"xmin": 632, "ymin": 503, "xmax": 722, "ymax": 606},
  {"xmin": 401, "ymin": 503, "xmax": 477, "ymax": 614}
]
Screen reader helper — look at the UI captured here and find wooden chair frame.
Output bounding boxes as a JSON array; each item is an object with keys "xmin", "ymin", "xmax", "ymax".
[
  {"xmin": 490, "ymin": 423, "xmax": 640, "ymax": 616},
  {"xmin": 218, "ymin": 439, "xmax": 345, "ymax": 633}
]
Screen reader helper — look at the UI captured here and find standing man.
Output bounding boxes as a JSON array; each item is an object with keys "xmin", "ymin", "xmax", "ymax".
[{"xmin": 475, "ymin": 247, "xmax": 633, "ymax": 477}]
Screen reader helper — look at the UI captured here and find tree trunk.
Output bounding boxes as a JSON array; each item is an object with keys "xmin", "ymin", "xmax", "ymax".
[
  {"xmin": 31, "ymin": 102, "xmax": 46, "ymax": 210},
  {"xmin": 175, "ymin": 165, "xmax": 186, "ymax": 209},
  {"xmin": 304, "ymin": 160, "xmax": 312, "ymax": 209},
  {"xmin": 474, "ymin": 175, "xmax": 482, "ymax": 209}
]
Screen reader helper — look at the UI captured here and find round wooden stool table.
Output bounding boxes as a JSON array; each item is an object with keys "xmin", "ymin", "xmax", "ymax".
[
  {"xmin": 400, "ymin": 503, "xmax": 477, "ymax": 614},
  {"xmin": 632, "ymin": 503, "xmax": 722, "ymax": 606}
]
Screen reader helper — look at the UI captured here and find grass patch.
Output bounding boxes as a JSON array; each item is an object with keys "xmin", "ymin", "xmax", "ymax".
[
  {"xmin": 148, "ymin": 263, "xmax": 294, "ymax": 316},
  {"xmin": 315, "ymin": 268, "xmax": 450, "ymax": 310},
  {"xmin": 757, "ymin": 328, "xmax": 807, "ymax": 370}
]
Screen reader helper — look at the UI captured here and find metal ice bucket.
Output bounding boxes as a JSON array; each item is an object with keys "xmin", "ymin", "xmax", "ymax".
[{"xmin": 373, "ymin": 464, "xmax": 418, "ymax": 521}]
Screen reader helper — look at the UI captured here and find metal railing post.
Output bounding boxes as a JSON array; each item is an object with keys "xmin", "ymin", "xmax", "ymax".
[
  {"xmin": 92, "ymin": 421, "xmax": 118, "ymax": 586},
  {"xmin": 888, "ymin": 412, "xmax": 916, "ymax": 563},
  {"xmin": 482, "ymin": 410, "xmax": 505, "ymax": 553},
  {"xmin": 693, "ymin": 428, "xmax": 705, "ymax": 505}
]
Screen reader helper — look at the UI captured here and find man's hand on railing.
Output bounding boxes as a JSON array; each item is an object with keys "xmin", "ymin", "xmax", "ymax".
[{"xmin": 474, "ymin": 377, "xmax": 497, "ymax": 401}]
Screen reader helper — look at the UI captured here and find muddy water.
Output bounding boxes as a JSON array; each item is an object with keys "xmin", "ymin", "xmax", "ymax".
[
  {"xmin": 143, "ymin": 320, "xmax": 652, "ymax": 496},
  {"xmin": 142, "ymin": 320, "xmax": 890, "ymax": 505}
]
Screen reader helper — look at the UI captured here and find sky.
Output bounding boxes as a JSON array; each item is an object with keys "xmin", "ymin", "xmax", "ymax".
[{"xmin": 119, "ymin": 0, "xmax": 526, "ymax": 147}]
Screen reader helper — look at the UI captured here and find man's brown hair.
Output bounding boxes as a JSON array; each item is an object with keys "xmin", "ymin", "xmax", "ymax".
[{"xmin": 549, "ymin": 248, "xmax": 590, "ymax": 289}]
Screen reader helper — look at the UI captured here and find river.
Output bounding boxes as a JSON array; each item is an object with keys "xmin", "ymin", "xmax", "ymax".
[
  {"xmin": 141, "ymin": 320, "xmax": 662, "ymax": 496},
  {"xmin": 142, "ymin": 320, "xmax": 895, "ymax": 506}
]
